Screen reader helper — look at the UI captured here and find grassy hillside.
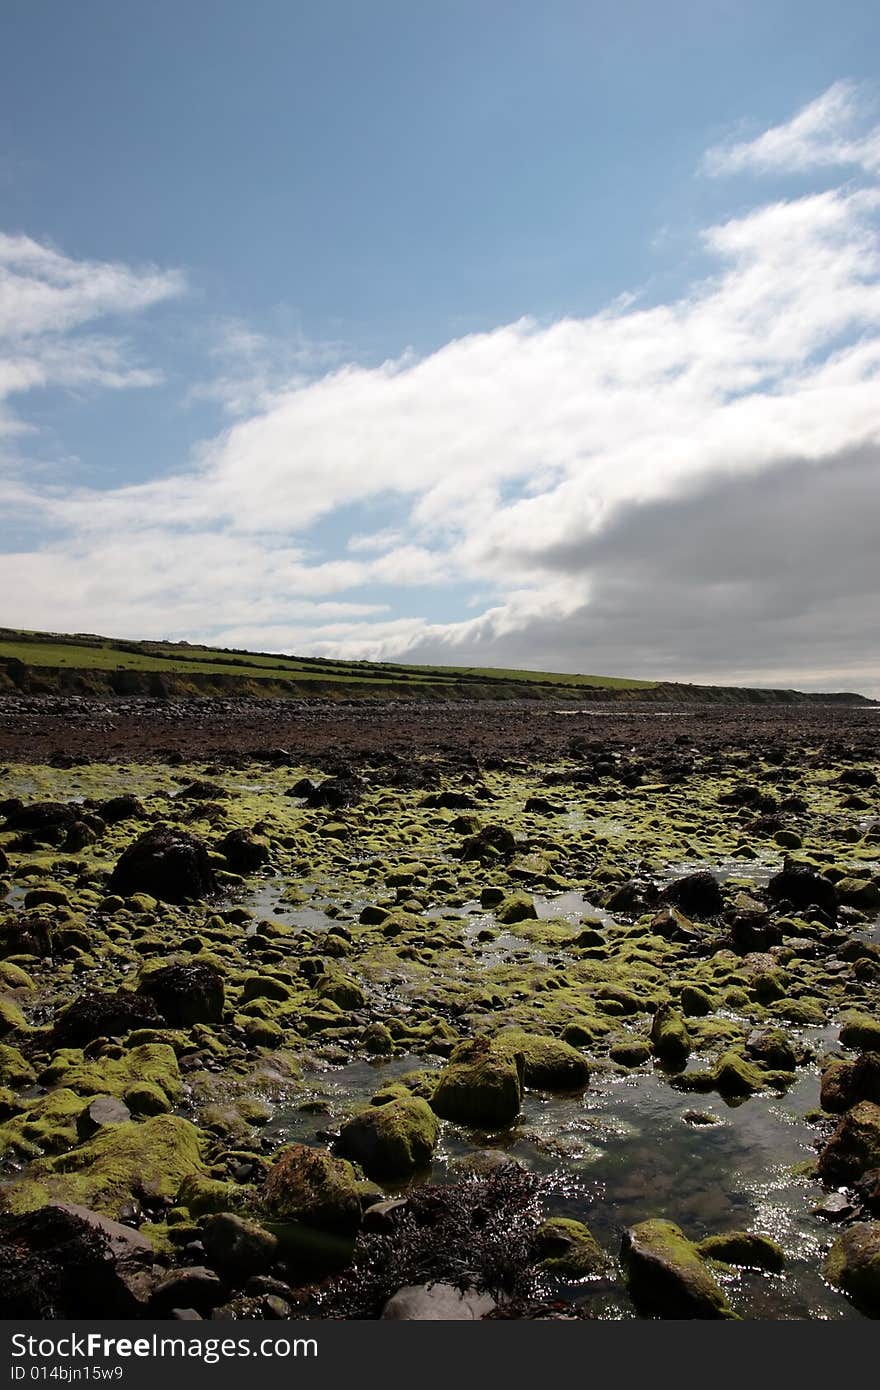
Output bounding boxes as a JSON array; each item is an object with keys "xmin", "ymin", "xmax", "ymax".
[
  {"xmin": 0, "ymin": 627, "xmax": 655, "ymax": 699},
  {"xmin": 0, "ymin": 627, "xmax": 869, "ymax": 704}
]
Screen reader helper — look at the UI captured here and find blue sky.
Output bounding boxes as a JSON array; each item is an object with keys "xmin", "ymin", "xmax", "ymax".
[{"xmin": 2, "ymin": 2, "xmax": 879, "ymax": 693}]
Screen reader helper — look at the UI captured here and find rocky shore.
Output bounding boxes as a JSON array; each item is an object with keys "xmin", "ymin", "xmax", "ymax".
[{"xmin": 0, "ymin": 699, "xmax": 877, "ymax": 1318}]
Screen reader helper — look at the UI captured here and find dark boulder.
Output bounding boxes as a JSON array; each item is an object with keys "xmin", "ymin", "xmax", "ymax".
[
  {"xmin": 98, "ymin": 795, "xmax": 145, "ymax": 825},
  {"xmin": 767, "ymin": 864, "xmax": 837, "ymax": 915},
  {"xmin": 0, "ymin": 1205, "xmax": 155, "ymax": 1317},
  {"xmin": 660, "ymin": 871, "xmax": 724, "ymax": 918},
  {"xmin": 109, "ymin": 826, "xmax": 217, "ymax": 903},
  {"xmin": 219, "ymin": 828, "xmax": 270, "ymax": 873},
  {"xmin": 136, "ymin": 961, "xmax": 225, "ymax": 1026},
  {"xmin": 53, "ymin": 990, "xmax": 161, "ymax": 1046}
]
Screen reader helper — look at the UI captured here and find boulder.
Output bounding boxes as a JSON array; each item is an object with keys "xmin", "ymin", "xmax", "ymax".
[
  {"xmin": 650, "ymin": 1004, "xmax": 690, "ymax": 1068},
  {"xmin": 337, "ymin": 1095, "xmax": 439, "ymax": 1180},
  {"xmin": 493, "ymin": 1032, "xmax": 590, "ymax": 1091},
  {"xmin": 695, "ymin": 1231, "xmax": 784, "ymax": 1271},
  {"xmin": 431, "ymin": 1038, "xmax": 523, "ymax": 1127},
  {"xmin": 381, "ymin": 1284, "xmax": 497, "ymax": 1319},
  {"xmin": 0, "ymin": 1204, "xmax": 156, "ymax": 1317},
  {"xmin": 824, "ymin": 1222, "xmax": 880, "ymax": 1316},
  {"xmin": 137, "ymin": 960, "xmax": 225, "ymax": 1026},
  {"xmin": 621, "ymin": 1219, "xmax": 735, "ymax": 1319},
  {"xmin": 767, "ymin": 866, "xmax": 837, "ymax": 915},
  {"xmin": 52, "ymin": 989, "xmax": 161, "ymax": 1046},
  {"xmin": 818, "ymin": 1102, "xmax": 880, "ymax": 1185},
  {"xmin": 219, "ymin": 828, "xmax": 270, "ymax": 874},
  {"xmin": 109, "ymin": 826, "xmax": 217, "ymax": 903},
  {"xmin": 260, "ymin": 1143, "xmax": 361, "ymax": 1235},
  {"xmin": 535, "ymin": 1217, "xmax": 609, "ymax": 1277},
  {"xmin": 660, "ymin": 871, "xmax": 723, "ymax": 918},
  {"xmin": 202, "ymin": 1213, "xmax": 279, "ymax": 1282}
]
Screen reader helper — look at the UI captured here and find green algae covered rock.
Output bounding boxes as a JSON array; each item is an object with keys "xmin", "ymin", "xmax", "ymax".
[
  {"xmin": 696, "ymin": 1231, "xmax": 785, "ymax": 1272},
  {"xmin": 337, "ymin": 1094, "xmax": 439, "ymax": 1179},
  {"xmin": 495, "ymin": 891, "xmax": 537, "ymax": 925},
  {"xmin": 493, "ymin": 1031, "xmax": 590, "ymax": 1091},
  {"xmin": 7, "ymin": 1115, "xmax": 205, "ymax": 1218},
  {"xmin": 536, "ymin": 1216, "xmax": 610, "ymax": 1278},
  {"xmin": 650, "ymin": 1004, "xmax": 690, "ymax": 1068},
  {"xmin": 818, "ymin": 1101, "xmax": 880, "ymax": 1184},
  {"xmin": 260, "ymin": 1142, "xmax": 361, "ymax": 1235},
  {"xmin": 839, "ymin": 1012, "xmax": 880, "ymax": 1052},
  {"xmin": 621, "ymin": 1218, "xmax": 736, "ymax": 1319},
  {"xmin": 824, "ymin": 1222, "xmax": 880, "ymax": 1316},
  {"xmin": 431, "ymin": 1037, "xmax": 523, "ymax": 1128}
]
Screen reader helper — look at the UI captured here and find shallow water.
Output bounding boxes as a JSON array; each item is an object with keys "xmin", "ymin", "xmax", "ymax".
[{"xmin": 266, "ymin": 1053, "xmax": 862, "ymax": 1320}]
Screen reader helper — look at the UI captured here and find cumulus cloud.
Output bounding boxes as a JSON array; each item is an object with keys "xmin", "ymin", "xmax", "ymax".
[{"xmin": 4, "ymin": 85, "xmax": 880, "ymax": 696}]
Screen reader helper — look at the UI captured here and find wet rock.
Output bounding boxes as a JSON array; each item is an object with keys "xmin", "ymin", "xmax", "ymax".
[
  {"xmin": 381, "ymin": 1284, "xmax": 497, "ymax": 1319},
  {"xmin": 496, "ymin": 891, "xmax": 538, "ymax": 925},
  {"xmin": 3, "ymin": 801, "xmax": 77, "ymax": 842},
  {"xmin": 219, "ymin": 828, "xmax": 270, "ymax": 873},
  {"xmin": 53, "ymin": 990, "xmax": 162, "ymax": 1046},
  {"xmin": 839, "ymin": 1012, "xmax": 880, "ymax": 1052},
  {"xmin": 494, "ymin": 1031, "xmax": 590, "ymax": 1091},
  {"xmin": 695, "ymin": 1231, "xmax": 784, "ymax": 1271},
  {"xmin": 824, "ymin": 1222, "xmax": 880, "ymax": 1316},
  {"xmin": 137, "ymin": 960, "xmax": 225, "ymax": 1026},
  {"xmin": 745, "ymin": 1028, "xmax": 799, "ymax": 1072},
  {"xmin": 76, "ymin": 1096, "xmax": 132, "ymax": 1140},
  {"xmin": 151, "ymin": 1267, "xmax": 227, "ymax": 1315},
  {"xmin": 818, "ymin": 1102, "xmax": 880, "ymax": 1185},
  {"xmin": 0, "ymin": 1204, "xmax": 156, "ymax": 1316},
  {"xmin": 431, "ymin": 1037, "xmax": 523, "ymax": 1127},
  {"xmin": 337, "ymin": 1094, "xmax": 439, "ymax": 1180},
  {"xmin": 812, "ymin": 1192, "xmax": 856, "ymax": 1222},
  {"xmin": 621, "ymin": 1218, "xmax": 735, "ymax": 1319},
  {"xmin": 650, "ymin": 1004, "xmax": 690, "ymax": 1068},
  {"xmin": 821, "ymin": 1054, "xmax": 880, "ymax": 1112},
  {"xmin": 260, "ymin": 1143, "xmax": 361, "ymax": 1235},
  {"xmin": 535, "ymin": 1217, "xmax": 610, "ymax": 1277},
  {"xmin": 458, "ymin": 824, "xmax": 517, "ymax": 864},
  {"xmin": 109, "ymin": 825, "xmax": 217, "ymax": 903},
  {"xmin": 767, "ymin": 865, "xmax": 837, "ymax": 915},
  {"xmin": 835, "ymin": 877, "xmax": 880, "ymax": 912},
  {"xmin": 98, "ymin": 795, "xmax": 145, "ymax": 825},
  {"xmin": 202, "ymin": 1213, "xmax": 279, "ymax": 1282},
  {"xmin": 660, "ymin": 871, "xmax": 724, "ymax": 918},
  {"xmin": 856, "ymin": 1169, "xmax": 880, "ymax": 1216}
]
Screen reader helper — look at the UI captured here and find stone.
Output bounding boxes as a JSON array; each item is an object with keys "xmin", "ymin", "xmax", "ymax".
[
  {"xmin": 431, "ymin": 1037, "xmax": 523, "ymax": 1128},
  {"xmin": 824, "ymin": 1222, "xmax": 880, "ymax": 1316},
  {"xmin": 818, "ymin": 1102, "xmax": 880, "ymax": 1185},
  {"xmin": 621, "ymin": 1219, "xmax": 735, "ymax": 1319},
  {"xmin": 337, "ymin": 1095, "xmax": 439, "ymax": 1180},
  {"xmin": 535, "ymin": 1217, "xmax": 610, "ymax": 1277},
  {"xmin": 660, "ymin": 871, "xmax": 723, "ymax": 918},
  {"xmin": 202, "ymin": 1213, "xmax": 279, "ymax": 1282},
  {"xmin": 76, "ymin": 1096, "xmax": 131, "ymax": 1141},
  {"xmin": 381, "ymin": 1284, "xmax": 497, "ymax": 1320},
  {"xmin": 109, "ymin": 826, "xmax": 217, "ymax": 904},
  {"xmin": 137, "ymin": 960, "xmax": 225, "ymax": 1026},
  {"xmin": 260, "ymin": 1143, "xmax": 361, "ymax": 1235},
  {"xmin": 695, "ymin": 1231, "xmax": 784, "ymax": 1271}
]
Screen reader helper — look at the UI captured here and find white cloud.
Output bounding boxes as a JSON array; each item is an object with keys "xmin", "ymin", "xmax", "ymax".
[
  {"xmin": 0, "ymin": 234, "xmax": 184, "ymax": 441},
  {"xmin": 703, "ymin": 80, "xmax": 880, "ymax": 177}
]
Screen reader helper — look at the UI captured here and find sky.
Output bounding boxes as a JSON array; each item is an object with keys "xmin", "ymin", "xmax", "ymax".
[{"xmin": 1, "ymin": 1, "xmax": 879, "ymax": 696}]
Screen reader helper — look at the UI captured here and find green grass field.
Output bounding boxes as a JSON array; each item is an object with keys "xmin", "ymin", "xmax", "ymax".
[{"xmin": 0, "ymin": 628, "xmax": 655, "ymax": 694}]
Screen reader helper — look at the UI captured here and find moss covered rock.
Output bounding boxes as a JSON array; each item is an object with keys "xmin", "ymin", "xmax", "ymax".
[
  {"xmin": 650, "ymin": 1004, "xmax": 690, "ymax": 1068},
  {"xmin": 337, "ymin": 1095, "xmax": 439, "ymax": 1179},
  {"xmin": 621, "ymin": 1218, "xmax": 736, "ymax": 1319},
  {"xmin": 7, "ymin": 1115, "xmax": 205, "ymax": 1218},
  {"xmin": 824, "ymin": 1222, "xmax": 880, "ymax": 1316},
  {"xmin": 696, "ymin": 1231, "xmax": 784, "ymax": 1272},
  {"xmin": 260, "ymin": 1143, "xmax": 361, "ymax": 1235},
  {"xmin": 536, "ymin": 1217, "xmax": 609, "ymax": 1278},
  {"xmin": 494, "ymin": 1031, "xmax": 590, "ymax": 1091},
  {"xmin": 431, "ymin": 1037, "xmax": 523, "ymax": 1128},
  {"xmin": 818, "ymin": 1101, "xmax": 880, "ymax": 1185}
]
